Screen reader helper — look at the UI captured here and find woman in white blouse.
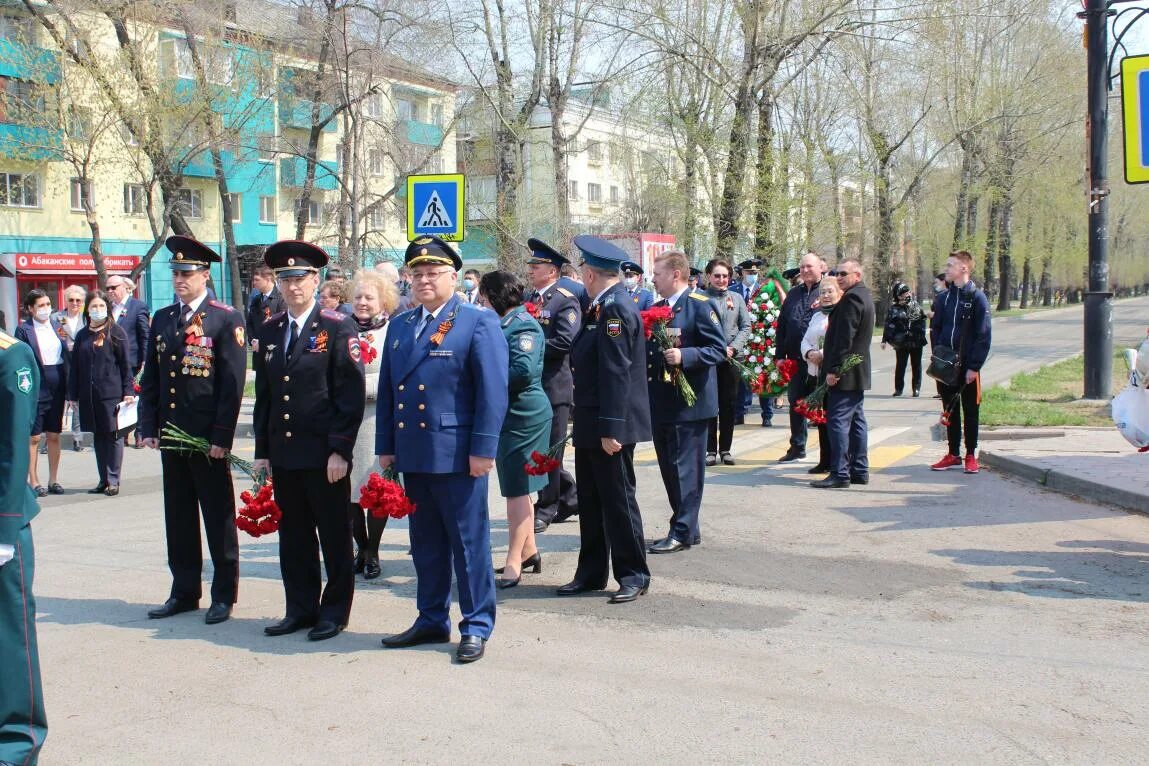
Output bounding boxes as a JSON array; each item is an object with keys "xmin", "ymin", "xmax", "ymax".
[
  {"xmin": 799, "ymin": 276, "xmax": 842, "ymax": 476},
  {"xmin": 348, "ymin": 270, "xmax": 400, "ymax": 580}
]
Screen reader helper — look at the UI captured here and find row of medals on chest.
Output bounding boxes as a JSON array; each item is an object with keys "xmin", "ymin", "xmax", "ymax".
[{"xmin": 181, "ymin": 315, "xmax": 213, "ymax": 377}]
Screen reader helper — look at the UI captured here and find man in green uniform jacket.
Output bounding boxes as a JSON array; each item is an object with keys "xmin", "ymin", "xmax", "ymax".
[{"xmin": 0, "ymin": 329, "xmax": 47, "ymax": 766}]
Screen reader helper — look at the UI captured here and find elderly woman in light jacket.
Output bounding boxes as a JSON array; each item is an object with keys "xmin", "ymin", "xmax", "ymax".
[
  {"xmin": 348, "ymin": 269, "xmax": 400, "ymax": 580},
  {"xmin": 704, "ymin": 258, "xmax": 752, "ymax": 466},
  {"xmin": 800, "ymin": 276, "xmax": 842, "ymax": 475}
]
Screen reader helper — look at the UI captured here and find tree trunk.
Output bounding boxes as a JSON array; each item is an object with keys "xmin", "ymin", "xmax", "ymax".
[
  {"xmin": 549, "ymin": 95, "xmax": 571, "ymax": 248},
  {"xmin": 751, "ymin": 90, "xmax": 774, "ymax": 262},
  {"xmin": 996, "ymin": 185, "xmax": 1012, "ymax": 312},
  {"xmin": 83, "ymin": 189, "xmax": 106, "ymax": 290},
  {"xmin": 211, "ymin": 149, "xmax": 242, "ymax": 309},
  {"xmin": 801, "ymin": 136, "xmax": 815, "ymax": 251},
  {"xmin": 983, "ymin": 195, "xmax": 999, "ymax": 300},
  {"xmin": 682, "ymin": 136, "xmax": 699, "ymax": 259},
  {"xmin": 714, "ymin": 28, "xmax": 759, "ymax": 258},
  {"xmin": 873, "ymin": 148, "xmax": 895, "ymax": 320},
  {"xmin": 952, "ymin": 137, "xmax": 975, "ymax": 251},
  {"xmin": 772, "ymin": 132, "xmax": 792, "ymax": 265}
]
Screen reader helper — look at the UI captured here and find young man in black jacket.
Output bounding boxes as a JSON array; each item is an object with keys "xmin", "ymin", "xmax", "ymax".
[{"xmin": 929, "ymin": 250, "xmax": 992, "ymax": 474}]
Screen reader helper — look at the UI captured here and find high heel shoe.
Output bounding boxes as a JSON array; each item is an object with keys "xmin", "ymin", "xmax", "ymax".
[
  {"xmin": 496, "ymin": 575, "xmax": 521, "ymax": 589},
  {"xmin": 494, "ymin": 552, "xmax": 543, "ymax": 575}
]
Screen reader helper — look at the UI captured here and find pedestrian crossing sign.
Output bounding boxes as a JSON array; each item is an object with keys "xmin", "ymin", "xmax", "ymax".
[
  {"xmin": 1120, "ymin": 55, "xmax": 1149, "ymax": 184},
  {"xmin": 406, "ymin": 174, "xmax": 465, "ymax": 242}
]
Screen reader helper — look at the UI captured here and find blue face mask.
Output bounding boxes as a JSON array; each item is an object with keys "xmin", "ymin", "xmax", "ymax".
[
  {"xmin": 463, "ymin": 278, "xmax": 476, "ymax": 292},
  {"xmin": 89, "ymin": 309, "xmax": 108, "ymax": 323}
]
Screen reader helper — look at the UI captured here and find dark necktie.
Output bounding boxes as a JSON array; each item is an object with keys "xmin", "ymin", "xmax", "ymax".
[
  {"xmin": 655, "ymin": 298, "xmax": 669, "ymax": 308},
  {"xmin": 179, "ymin": 304, "xmax": 192, "ymax": 330},
  {"xmin": 416, "ymin": 312, "xmax": 432, "ymax": 340},
  {"xmin": 286, "ymin": 320, "xmax": 299, "ymax": 358}
]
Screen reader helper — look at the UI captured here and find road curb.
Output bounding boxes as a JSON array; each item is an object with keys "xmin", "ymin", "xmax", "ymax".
[{"xmin": 981, "ymin": 449, "xmax": 1149, "ymax": 517}]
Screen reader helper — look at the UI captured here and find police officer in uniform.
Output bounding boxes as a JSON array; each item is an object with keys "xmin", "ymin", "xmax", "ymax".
[
  {"xmin": 621, "ymin": 261, "xmax": 655, "ymax": 310},
  {"xmin": 645, "ymin": 250, "xmax": 726, "ymax": 553},
  {"xmin": 557, "ymin": 236, "xmax": 652, "ymax": 604},
  {"xmin": 0, "ymin": 331, "xmax": 47, "ymax": 766},
  {"xmin": 253, "ymin": 241, "xmax": 365, "ymax": 642},
  {"xmin": 140, "ymin": 236, "xmax": 246, "ymax": 625},
  {"xmin": 376, "ymin": 236, "xmax": 508, "ymax": 663},
  {"xmin": 524, "ymin": 238, "xmax": 580, "ymax": 533}
]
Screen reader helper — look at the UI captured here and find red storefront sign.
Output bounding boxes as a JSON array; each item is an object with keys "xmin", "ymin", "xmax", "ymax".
[{"xmin": 15, "ymin": 253, "xmax": 140, "ymax": 274}]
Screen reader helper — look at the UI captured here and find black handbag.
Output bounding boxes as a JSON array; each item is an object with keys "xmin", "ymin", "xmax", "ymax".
[{"xmin": 926, "ymin": 345, "xmax": 961, "ymax": 386}]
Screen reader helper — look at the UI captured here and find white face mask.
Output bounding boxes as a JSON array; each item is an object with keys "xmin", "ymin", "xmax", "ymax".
[
  {"xmin": 624, "ymin": 276, "xmax": 638, "ymax": 289},
  {"xmin": 742, "ymin": 275, "xmax": 757, "ymax": 288},
  {"xmin": 88, "ymin": 309, "xmax": 108, "ymax": 324},
  {"xmin": 34, "ymin": 307, "xmax": 52, "ymax": 322}
]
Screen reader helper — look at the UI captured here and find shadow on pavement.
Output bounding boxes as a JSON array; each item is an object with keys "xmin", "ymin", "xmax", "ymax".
[{"xmin": 931, "ymin": 541, "xmax": 1149, "ymax": 603}]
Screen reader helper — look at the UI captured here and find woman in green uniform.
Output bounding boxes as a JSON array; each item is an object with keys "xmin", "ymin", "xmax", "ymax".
[{"xmin": 479, "ymin": 271, "xmax": 552, "ymax": 589}]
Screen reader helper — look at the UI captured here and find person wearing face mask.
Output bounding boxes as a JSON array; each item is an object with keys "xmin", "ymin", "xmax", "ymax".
[
  {"xmin": 66, "ymin": 291, "xmax": 134, "ymax": 496},
  {"xmin": 801, "ymin": 277, "xmax": 844, "ymax": 475},
  {"xmin": 703, "ymin": 258, "xmax": 750, "ymax": 466},
  {"xmin": 458, "ymin": 269, "xmax": 482, "ymax": 305},
  {"xmin": 881, "ymin": 283, "xmax": 927, "ymax": 397},
  {"xmin": 621, "ymin": 262, "xmax": 654, "ymax": 310},
  {"xmin": 16, "ymin": 290, "xmax": 69, "ymax": 497}
]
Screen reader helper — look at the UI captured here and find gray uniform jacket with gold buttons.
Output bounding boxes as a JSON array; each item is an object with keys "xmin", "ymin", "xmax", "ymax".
[
  {"xmin": 253, "ymin": 306, "xmax": 365, "ymax": 470},
  {"xmin": 139, "ymin": 299, "xmax": 247, "ymax": 449}
]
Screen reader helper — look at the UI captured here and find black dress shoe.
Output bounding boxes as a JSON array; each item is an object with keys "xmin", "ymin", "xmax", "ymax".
[
  {"xmin": 104, "ymin": 485, "xmax": 119, "ymax": 497},
  {"xmin": 534, "ymin": 518, "xmax": 549, "ymax": 534},
  {"xmin": 353, "ymin": 550, "xmax": 365, "ymax": 574},
  {"xmin": 364, "ymin": 554, "xmax": 381, "ymax": 580},
  {"xmin": 148, "ymin": 598, "xmax": 199, "ymax": 619},
  {"xmin": 850, "ymin": 475, "xmax": 869, "ymax": 485},
  {"xmin": 892, "ymin": 390, "xmax": 903, "ymax": 397},
  {"xmin": 778, "ymin": 449, "xmax": 806, "ymax": 463},
  {"xmin": 381, "ymin": 623, "xmax": 451, "ymax": 648},
  {"xmin": 264, "ymin": 615, "xmax": 318, "ymax": 636},
  {"xmin": 204, "ymin": 602, "xmax": 232, "ymax": 624},
  {"xmin": 648, "ymin": 537, "xmax": 689, "ymax": 554},
  {"xmin": 810, "ymin": 477, "xmax": 850, "ymax": 489},
  {"xmin": 496, "ymin": 575, "xmax": 521, "ymax": 589},
  {"xmin": 913, "ymin": 390, "xmax": 921, "ymax": 397},
  {"xmin": 456, "ymin": 635, "xmax": 485, "ymax": 663},
  {"xmin": 720, "ymin": 452, "xmax": 735, "ymax": 465},
  {"xmin": 761, "ymin": 420, "xmax": 773, "ymax": 428},
  {"xmin": 307, "ymin": 620, "xmax": 344, "ymax": 641},
  {"xmin": 556, "ymin": 580, "xmax": 604, "ymax": 596},
  {"xmin": 608, "ymin": 584, "xmax": 648, "ymax": 604},
  {"xmin": 807, "ymin": 464, "xmax": 829, "ymax": 474},
  {"xmin": 88, "ymin": 482, "xmax": 109, "ymax": 494}
]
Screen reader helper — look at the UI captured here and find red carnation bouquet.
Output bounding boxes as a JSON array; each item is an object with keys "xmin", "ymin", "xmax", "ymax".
[
  {"xmin": 236, "ymin": 476, "xmax": 282, "ymax": 537},
  {"xmin": 794, "ymin": 354, "xmax": 863, "ymax": 425},
  {"xmin": 132, "ymin": 367, "xmax": 144, "ymax": 393},
  {"xmin": 359, "ymin": 468, "xmax": 417, "ymax": 519},
  {"xmin": 524, "ymin": 434, "xmax": 572, "ymax": 476},
  {"xmin": 640, "ymin": 305, "xmax": 697, "ymax": 406}
]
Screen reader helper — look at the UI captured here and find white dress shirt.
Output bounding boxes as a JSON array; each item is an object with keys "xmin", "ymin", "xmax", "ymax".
[{"xmin": 33, "ymin": 319, "xmax": 64, "ymax": 366}]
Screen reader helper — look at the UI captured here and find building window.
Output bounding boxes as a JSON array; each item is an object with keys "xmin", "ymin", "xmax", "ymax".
[
  {"xmin": 367, "ymin": 206, "xmax": 384, "ymax": 229},
  {"xmin": 0, "ymin": 15, "xmax": 35, "ymax": 44},
  {"xmin": 568, "ymin": 180, "xmax": 578, "ymax": 201},
  {"xmin": 431, "ymin": 103, "xmax": 444, "ymax": 127},
  {"xmin": 364, "ymin": 91, "xmax": 382, "ymax": 118},
  {"xmin": 259, "ymin": 195, "xmax": 276, "ymax": 224},
  {"xmin": 123, "ymin": 183, "xmax": 147, "ymax": 215},
  {"xmin": 70, "ymin": 178, "xmax": 93, "ymax": 211},
  {"xmin": 396, "ymin": 97, "xmax": 417, "ymax": 122},
  {"xmin": 368, "ymin": 148, "xmax": 384, "ymax": 176},
  {"xmin": 257, "ymin": 134, "xmax": 276, "ymax": 162},
  {"xmin": 587, "ymin": 182, "xmax": 601, "ymax": 203},
  {"xmin": 255, "ymin": 63, "xmax": 275, "ymax": 98},
  {"xmin": 175, "ymin": 187, "xmax": 203, "ymax": 219},
  {"xmin": 66, "ymin": 106, "xmax": 92, "ymax": 141},
  {"xmin": 120, "ymin": 122, "xmax": 139, "ymax": 146},
  {"xmin": 0, "ymin": 172, "xmax": 39, "ymax": 207},
  {"xmin": 610, "ymin": 185, "xmax": 619, "ymax": 204},
  {"xmin": 224, "ymin": 192, "xmax": 241, "ymax": 223},
  {"xmin": 0, "ymin": 78, "xmax": 43, "ymax": 123},
  {"xmin": 158, "ymin": 37, "xmax": 195, "ymax": 80},
  {"xmin": 295, "ymin": 197, "xmax": 321, "ymax": 226},
  {"xmin": 586, "ymin": 141, "xmax": 603, "ymax": 163}
]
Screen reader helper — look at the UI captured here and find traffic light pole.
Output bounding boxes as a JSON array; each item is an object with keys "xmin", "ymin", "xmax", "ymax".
[{"xmin": 1084, "ymin": 0, "xmax": 1113, "ymax": 400}]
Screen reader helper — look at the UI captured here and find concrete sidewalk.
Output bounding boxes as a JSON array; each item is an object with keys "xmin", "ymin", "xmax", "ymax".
[{"xmin": 980, "ymin": 426, "xmax": 1149, "ymax": 515}]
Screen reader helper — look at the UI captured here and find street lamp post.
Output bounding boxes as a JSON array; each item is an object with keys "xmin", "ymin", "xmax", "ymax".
[{"xmin": 1084, "ymin": 0, "xmax": 1113, "ymax": 400}]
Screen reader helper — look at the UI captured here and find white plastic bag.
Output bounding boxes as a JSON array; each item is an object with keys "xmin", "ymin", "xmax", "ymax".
[{"xmin": 1112, "ymin": 382, "xmax": 1149, "ymax": 452}]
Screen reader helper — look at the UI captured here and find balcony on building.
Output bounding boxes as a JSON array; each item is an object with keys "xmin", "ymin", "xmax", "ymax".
[
  {"xmin": 0, "ymin": 123, "xmax": 62, "ymax": 160},
  {"xmin": 180, "ymin": 148, "xmax": 236, "ymax": 178},
  {"xmin": 277, "ymin": 67, "xmax": 336, "ymax": 132},
  {"xmin": 399, "ymin": 119, "xmax": 444, "ymax": 147},
  {"xmin": 279, "ymin": 156, "xmax": 338, "ymax": 191},
  {"xmin": 0, "ymin": 35, "xmax": 61, "ymax": 86}
]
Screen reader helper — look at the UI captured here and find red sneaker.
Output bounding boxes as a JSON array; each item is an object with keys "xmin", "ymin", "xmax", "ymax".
[
  {"xmin": 964, "ymin": 454, "xmax": 980, "ymax": 474},
  {"xmin": 930, "ymin": 454, "xmax": 962, "ymax": 471}
]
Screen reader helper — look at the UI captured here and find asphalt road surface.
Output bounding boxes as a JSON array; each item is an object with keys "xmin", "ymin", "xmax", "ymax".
[{"xmin": 29, "ymin": 296, "xmax": 1149, "ymax": 763}]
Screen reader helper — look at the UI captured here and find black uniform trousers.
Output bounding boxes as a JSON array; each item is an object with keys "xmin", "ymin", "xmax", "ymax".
[
  {"xmin": 92, "ymin": 431, "xmax": 124, "ymax": 487},
  {"xmin": 707, "ymin": 360, "xmax": 740, "ymax": 454},
  {"xmin": 894, "ymin": 347, "xmax": 924, "ymax": 394},
  {"xmin": 654, "ymin": 420, "xmax": 708, "ymax": 544},
  {"xmin": 572, "ymin": 444, "xmax": 650, "ymax": 589},
  {"xmin": 939, "ymin": 373, "xmax": 981, "ymax": 456},
  {"xmin": 535, "ymin": 402, "xmax": 578, "ymax": 523},
  {"xmin": 273, "ymin": 467, "xmax": 355, "ymax": 625},
  {"xmin": 786, "ymin": 367, "xmax": 814, "ymax": 452},
  {"xmin": 161, "ymin": 451, "xmax": 239, "ymax": 604}
]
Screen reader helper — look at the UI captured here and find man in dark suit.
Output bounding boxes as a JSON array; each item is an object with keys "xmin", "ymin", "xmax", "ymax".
[
  {"xmin": 776, "ymin": 252, "xmax": 825, "ymax": 463},
  {"xmin": 557, "ymin": 236, "xmax": 652, "ymax": 604},
  {"xmin": 0, "ymin": 330, "xmax": 48, "ymax": 766},
  {"xmin": 106, "ymin": 275, "xmax": 150, "ymax": 374},
  {"xmin": 645, "ymin": 250, "xmax": 726, "ymax": 553},
  {"xmin": 246, "ymin": 264, "xmax": 286, "ymax": 347},
  {"xmin": 811, "ymin": 259, "xmax": 875, "ymax": 489},
  {"xmin": 139, "ymin": 236, "xmax": 247, "ymax": 624},
  {"xmin": 376, "ymin": 236, "xmax": 508, "ymax": 663},
  {"xmin": 525, "ymin": 238, "xmax": 581, "ymax": 533},
  {"xmin": 253, "ymin": 241, "xmax": 365, "ymax": 642}
]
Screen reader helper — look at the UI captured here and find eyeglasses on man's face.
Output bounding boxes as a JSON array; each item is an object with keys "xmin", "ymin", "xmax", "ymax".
[{"xmin": 411, "ymin": 269, "xmax": 453, "ymax": 283}]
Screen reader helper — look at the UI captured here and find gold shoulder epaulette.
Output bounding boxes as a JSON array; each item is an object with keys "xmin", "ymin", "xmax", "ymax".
[
  {"xmin": 688, "ymin": 291, "xmax": 709, "ymax": 301},
  {"xmin": 0, "ymin": 330, "xmax": 14, "ymax": 350},
  {"xmin": 556, "ymin": 287, "xmax": 574, "ymax": 298}
]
